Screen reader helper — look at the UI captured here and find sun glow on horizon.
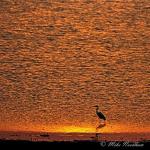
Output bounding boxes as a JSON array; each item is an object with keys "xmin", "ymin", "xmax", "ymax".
[
  {"xmin": 0, "ymin": 120, "xmax": 150, "ymax": 133},
  {"xmin": 57, "ymin": 126, "xmax": 94, "ymax": 133},
  {"xmin": 39, "ymin": 123, "xmax": 150, "ymax": 133},
  {"xmin": 0, "ymin": 123, "xmax": 149, "ymax": 134}
]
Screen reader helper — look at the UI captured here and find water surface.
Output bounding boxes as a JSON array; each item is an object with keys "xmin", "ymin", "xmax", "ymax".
[{"xmin": 0, "ymin": 0, "xmax": 149, "ymax": 133}]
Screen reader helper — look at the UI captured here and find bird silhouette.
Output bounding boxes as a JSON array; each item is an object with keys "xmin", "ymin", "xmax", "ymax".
[
  {"xmin": 93, "ymin": 105, "xmax": 106, "ymax": 140},
  {"xmin": 93, "ymin": 105, "xmax": 106, "ymax": 121}
]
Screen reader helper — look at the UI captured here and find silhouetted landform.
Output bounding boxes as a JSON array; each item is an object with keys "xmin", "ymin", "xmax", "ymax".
[
  {"xmin": 40, "ymin": 134, "xmax": 49, "ymax": 137},
  {"xmin": 0, "ymin": 139, "xmax": 149, "ymax": 149}
]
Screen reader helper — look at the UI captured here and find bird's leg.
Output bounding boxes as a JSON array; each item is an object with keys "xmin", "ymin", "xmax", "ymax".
[
  {"xmin": 95, "ymin": 124, "xmax": 100, "ymax": 141},
  {"xmin": 95, "ymin": 126, "xmax": 99, "ymax": 141},
  {"xmin": 95, "ymin": 133, "xmax": 99, "ymax": 141},
  {"xmin": 95, "ymin": 120, "xmax": 106, "ymax": 140},
  {"xmin": 95, "ymin": 124, "xmax": 102, "ymax": 141},
  {"xmin": 97, "ymin": 122, "xmax": 106, "ymax": 129}
]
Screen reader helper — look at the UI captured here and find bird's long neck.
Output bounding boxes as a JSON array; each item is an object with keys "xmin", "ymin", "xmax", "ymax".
[{"xmin": 96, "ymin": 107, "xmax": 99, "ymax": 113}]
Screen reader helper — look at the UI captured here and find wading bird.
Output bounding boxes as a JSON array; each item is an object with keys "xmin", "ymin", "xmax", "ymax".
[
  {"xmin": 93, "ymin": 105, "xmax": 106, "ymax": 121},
  {"xmin": 93, "ymin": 105, "xmax": 106, "ymax": 133},
  {"xmin": 91, "ymin": 105, "xmax": 107, "ymax": 141}
]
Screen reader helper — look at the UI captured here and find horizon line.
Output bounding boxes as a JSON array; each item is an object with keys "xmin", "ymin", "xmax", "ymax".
[{"xmin": 0, "ymin": 130, "xmax": 150, "ymax": 134}]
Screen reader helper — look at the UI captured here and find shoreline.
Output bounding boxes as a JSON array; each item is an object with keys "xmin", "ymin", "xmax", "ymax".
[{"xmin": 0, "ymin": 139, "xmax": 149, "ymax": 149}]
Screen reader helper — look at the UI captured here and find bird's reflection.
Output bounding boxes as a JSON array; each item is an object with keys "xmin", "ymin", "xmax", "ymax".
[
  {"xmin": 95, "ymin": 121, "xmax": 106, "ymax": 141},
  {"xmin": 96, "ymin": 121, "xmax": 106, "ymax": 132}
]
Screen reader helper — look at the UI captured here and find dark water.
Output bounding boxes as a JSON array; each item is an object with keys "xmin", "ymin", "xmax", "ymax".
[
  {"xmin": 0, "ymin": 131, "xmax": 149, "ymax": 142},
  {"xmin": 0, "ymin": 0, "xmax": 149, "ymax": 132}
]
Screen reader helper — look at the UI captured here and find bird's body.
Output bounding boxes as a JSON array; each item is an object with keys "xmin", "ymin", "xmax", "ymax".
[
  {"xmin": 94, "ymin": 105, "xmax": 106, "ymax": 121},
  {"xmin": 96, "ymin": 111, "xmax": 106, "ymax": 121}
]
